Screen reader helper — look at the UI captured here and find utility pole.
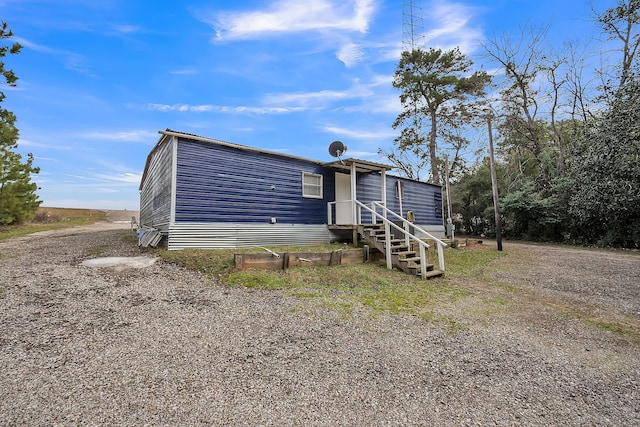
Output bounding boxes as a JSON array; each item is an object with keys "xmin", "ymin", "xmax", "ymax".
[
  {"xmin": 444, "ymin": 157, "xmax": 454, "ymax": 240},
  {"xmin": 487, "ymin": 116, "xmax": 503, "ymax": 251}
]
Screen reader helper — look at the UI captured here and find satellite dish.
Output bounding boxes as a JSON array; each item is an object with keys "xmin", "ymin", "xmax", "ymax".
[{"xmin": 328, "ymin": 140, "xmax": 347, "ymax": 158}]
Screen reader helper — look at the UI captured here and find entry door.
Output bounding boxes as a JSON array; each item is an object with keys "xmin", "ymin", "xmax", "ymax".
[{"xmin": 335, "ymin": 172, "xmax": 352, "ymax": 225}]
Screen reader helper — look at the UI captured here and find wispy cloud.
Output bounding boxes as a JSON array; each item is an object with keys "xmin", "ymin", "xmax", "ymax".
[
  {"xmin": 79, "ymin": 130, "xmax": 157, "ymax": 142},
  {"xmin": 202, "ymin": 0, "xmax": 375, "ymax": 41},
  {"xmin": 169, "ymin": 68, "xmax": 197, "ymax": 75},
  {"xmin": 148, "ymin": 76, "xmax": 387, "ymax": 117},
  {"xmin": 422, "ymin": 0, "xmax": 484, "ymax": 53},
  {"xmin": 63, "ymin": 171, "xmax": 142, "ymax": 186},
  {"xmin": 13, "ymin": 36, "xmax": 93, "ymax": 75},
  {"xmin": 64, "ymin": 173, "xmax": 102, "ymax": 181},
  {"xmin": 263, "ymin": 89, "xmax": 352, "ymax": 107},
  {"xmin": 111, "ymin": 24, "xmax": 140, "ymax": 34},
  {"xmin": 263, "ymin": 83, "xmax": 373, "ymax": 108},
  {"xmin": 323, "ymin": 125, "xmax": 396, "ymax": 140},
  {"xmin": 336, "ymin": 42, "xmax": 365, "ymax": 67},
  {"xmin": 148, "ymin": 103, "xmax": 305, "ymax": 115},
  {"xmin": 18, "ymin": 137, "xmax": 74, "ymax": 151},
  {"xmin": 95, "ymin": 172, "xmax": 142, "ymax": 184}
]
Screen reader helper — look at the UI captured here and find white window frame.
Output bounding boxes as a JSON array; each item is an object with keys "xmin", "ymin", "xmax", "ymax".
[{"xmin": 302, "ymin": 172, "xmax": 323, "ymax": 198}]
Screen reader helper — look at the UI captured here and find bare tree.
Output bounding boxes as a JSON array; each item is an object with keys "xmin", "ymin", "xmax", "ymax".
[
  {"xmin": 593, "ymin": 0, "xmax": 640, "ymax": 92},
  {"xmin": 482, "ymin": 24, "xmax": 554, "ymax": 188}
]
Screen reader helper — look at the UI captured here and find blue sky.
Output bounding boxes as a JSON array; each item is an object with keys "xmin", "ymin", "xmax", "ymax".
[{"xmin": 2, "ymin": 0, "xmax": 607, "ymax": 210}]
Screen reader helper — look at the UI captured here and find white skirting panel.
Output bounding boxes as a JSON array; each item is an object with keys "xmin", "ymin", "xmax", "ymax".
[
  {"xmin": 168, "ymin": 222, "xmax": 333, "ymax": 250},
  {"xmin": 414, "ymin": 224, "xmax": 446, "ymax": 240}
]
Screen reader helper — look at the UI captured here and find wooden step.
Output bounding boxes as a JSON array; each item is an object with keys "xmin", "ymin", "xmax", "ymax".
[
  {"xmin": 397, "ymin": 256, "xmax": 422, "ymax": 264},
  {"xmin": 393, "ymin": 250, "xmax": 416, "ymax": 257},
  {"xmin": 405, "ymin": 263, "xmax": 435, "ymax": 274},
  {"xmin": 418, "ymin": 269, "xmax": 444, "ymax": 279},
  {"xmin": 380, "ymin": 238, "xmax": 403, "ymax": 245},
  {"xmin": 362, "ymin": 223, "xmax": 384, "ymax": 229}
]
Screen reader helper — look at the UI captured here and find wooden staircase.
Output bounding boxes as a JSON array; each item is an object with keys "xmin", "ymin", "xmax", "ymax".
[{"xmin": 357, "ymin": 224, "xmax": 444, "ymax": 279}]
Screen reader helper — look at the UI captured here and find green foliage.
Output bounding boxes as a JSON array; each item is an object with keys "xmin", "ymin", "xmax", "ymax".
[
  {"xmin": 0, "ymin": 22, "xmax": 40, "ymax": 225},
  {"xmin": 450, "ymin": 158, "xmax": 496, "ymax": 235},
  {"xmin": 500, "ymin": 182, "xmax": 562, "ymax": 241},
  {"xmin": 0, "ymin": 140, "xmax": 41, "ymax": 224},
  {"xmin": 568, "ymin": 79, "xmax": 640, "ymax": 247}
]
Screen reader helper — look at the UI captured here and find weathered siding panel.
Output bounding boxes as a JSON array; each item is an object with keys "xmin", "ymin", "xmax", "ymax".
[
  {"xmin": 168, "ymin": 223, "xmax": 332, "ymax": 250},
  {"xmin": 356, "ymin": 173, "xmax": 443, "ymax": 226},
  {"xmin": 139, "ymin": 137, "xmax": 173, "ymax": 232},
  {"xmin": 174, "ymin": 139, "xmax": 334, "ymax": 224},
  {"xmin": 396, "ymin": 176, "xmax": 443, "ymax": 225}
]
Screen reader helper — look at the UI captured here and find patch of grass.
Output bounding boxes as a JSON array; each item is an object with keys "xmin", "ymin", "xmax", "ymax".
[
  {"xmin": 0, "ymin": 207, "xmax": 106, "ymax": 242},
  {"xmin": 319, "ymin": 299, "xmax": 354, "ymax": 316},
  {"xmin": 159, "ymin": 244, "xmax": 477, "ymax": 321},
  {"xmin": 227, "ymin": 270, "xmax": 288, "ymax": 289},
  {"xmin": 158, "ymin": 248, "xmax": 239, "ymax": 277},
  {"xmin": 85, "ymin": 245, "xmax": 108, "ymax": 256},
  {"xmin": 443, "ymin": 246, "xmax": 507, "ymax": 280},
  {"xmin": 157, "ymin": 244, "xmax": 353, "ymax": 278},
  {"xmin": 585, "ymin": 318, "xmax": 640, "ymax": 342},
  {"xmin": 120, "ymin": 233, "xmax": 138, "ymax": 245},
  {"xmin": 286, "ymin": 291, "xmax": 325, "ymax": 298}
]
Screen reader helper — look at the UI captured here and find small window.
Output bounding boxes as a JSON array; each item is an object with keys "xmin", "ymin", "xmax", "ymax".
[{"xmin": 302, "ymin": 172, "xmax": 323, "ymax": 198}]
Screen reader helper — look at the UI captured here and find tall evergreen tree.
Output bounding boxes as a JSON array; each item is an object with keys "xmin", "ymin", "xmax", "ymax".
[
  {"xmin": 391, "ymin": 47, "xmax": 490, "ymax": 185},
  {"xmin": 0, "ymin": 21, "xmax": 40, "ymax": 225}
]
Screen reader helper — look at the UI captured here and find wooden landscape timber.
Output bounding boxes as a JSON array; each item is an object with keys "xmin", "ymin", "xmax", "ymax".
[{"xmin": 234, "ymin": 247, "xmax": 369, "ymax": 271}]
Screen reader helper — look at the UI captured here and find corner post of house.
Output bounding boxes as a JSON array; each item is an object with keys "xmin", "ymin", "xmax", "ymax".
[
  {"xmin": 350, "ymin": 161, "xmax": 357, "ymax": 225},
  {"xmin": 170, "ymin": 135, "xmax": 178, "ymax": 226},
  {"xmin": 381, "ymin": 169, "xmax": 387, "ymax": 207},
  {"xmin": 381, "ymin": 169, "xmax": 392, "ymax": 269}
]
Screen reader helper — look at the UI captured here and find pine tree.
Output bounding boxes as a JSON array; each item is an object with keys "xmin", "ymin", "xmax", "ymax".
[
  {"xmin": 0, "ymin": 21, "xmax": 41, "ymax": 225},
  {"xmin": 391, "ymin": 47, "xmax": 490, "ymax": 185}
]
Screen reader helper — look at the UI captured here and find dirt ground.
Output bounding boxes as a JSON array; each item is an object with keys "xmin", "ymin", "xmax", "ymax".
[
  {"xmin": 104, "ymin": 209, "xmax": 139, "ymax": 223},
  {"xmin": 0, "ymin": 221, "xmax": 638, "ymax": 425}
]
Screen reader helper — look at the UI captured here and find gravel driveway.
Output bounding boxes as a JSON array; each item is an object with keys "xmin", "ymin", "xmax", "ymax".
[{"xmin": 1, "ymin": 223, "xmax": 639, "ymax": 426}]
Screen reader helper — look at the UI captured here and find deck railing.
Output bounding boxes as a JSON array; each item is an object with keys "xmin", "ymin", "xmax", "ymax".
[
  {"xmin": 369, "ymin": 201, "xmax": 447, "ymax": 272},
  {"xmin": 327, "ymin": 199, "xmax": 447, "ymax": 273}
]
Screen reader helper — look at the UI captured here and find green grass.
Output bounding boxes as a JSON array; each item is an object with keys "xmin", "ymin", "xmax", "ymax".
[
  {"xmin": 443, "ymin": 246, "xmax": 507, "ymax": 280},
  {"xmin": 0, "ymin": 207, "xmax": 107, "ymax": 242},
  {"xmin": 158, "ymin": 244, "xmax": 484, "ymax": 322},
  {"xmin": 84, "ymin": 245, "xmax": 108, "ymax": 257}
]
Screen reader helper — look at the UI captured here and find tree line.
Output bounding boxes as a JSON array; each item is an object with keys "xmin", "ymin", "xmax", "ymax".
[{"xmin": 386, "ymin": 0, "xmax": 639, "ymax": 248}]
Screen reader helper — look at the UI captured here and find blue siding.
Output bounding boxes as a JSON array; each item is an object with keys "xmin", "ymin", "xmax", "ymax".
[
  {"xmin": 356, "ymin": 173, "xmax": 443, "ymax": 226},
  {"xmin": 174, "ymin": 138, "xmax": 334, "ymax": 224},
  {"xmin": 139, "ymin": 136, "xmax": 173, "ymax": 232}
]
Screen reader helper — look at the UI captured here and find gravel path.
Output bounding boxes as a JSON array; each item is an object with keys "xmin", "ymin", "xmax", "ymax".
[{"xmin": 1, "ymin": 225, "xmax": 639, "ymax": 426}]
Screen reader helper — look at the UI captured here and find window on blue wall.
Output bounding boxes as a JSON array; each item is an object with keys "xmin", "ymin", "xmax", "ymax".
[{"xmin": 302, "ymin": 172, "xmax": 323, "ymax": 198}]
